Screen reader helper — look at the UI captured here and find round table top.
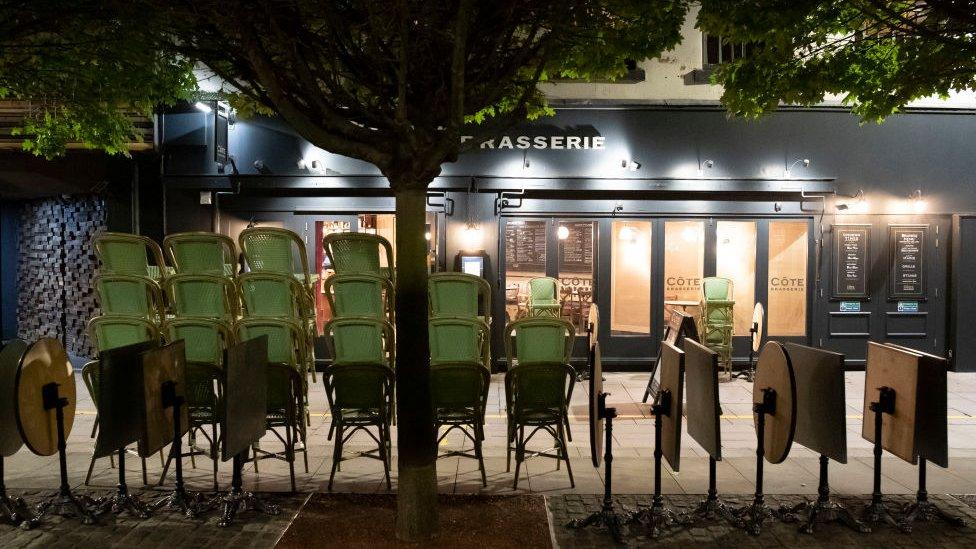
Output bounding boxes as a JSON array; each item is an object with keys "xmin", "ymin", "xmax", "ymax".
[
  {"xmin": 753, "ymin": 341, "xmax": 796, "ymax": 464},
  {"xmin": 16, "ymin": 338, "xmax": 76, "ymax": 457},
  {"xmin": 0, "ymin": 340, "xmax": 28, "ymax": 457},
  {"xmin": 588, "ymin": 341, "xmax": 604, "ymax": 468},
  {"xmin": 751, "ymin": 303, "xmax": 765, "ymax": 353},
  {"xmin": 665, "ymin": 300, "xmax": 700, "ymax": 308}
]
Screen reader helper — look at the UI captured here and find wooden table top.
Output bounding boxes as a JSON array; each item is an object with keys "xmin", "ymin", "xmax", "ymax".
[
  {"xmin": 0, "ymin": 340, "xmax": 28, "ymax": 457},
  {"xmin": 753, "ymin": 341, "xmax": 796, "ymax": 465},
  {"xmin": 660, "ymin": 341, "xmax": 685, "ymax": 472},
  {"xmin": 665, "ymin": 300, "xmax": 700, "ymax": 308},
  {"xmin": 16, "ymin": 338, "xmax": 75, "ymax": 457},
  {"xmin": 683, "ymin": 339, "xmax": 722, "ymax": 461}
]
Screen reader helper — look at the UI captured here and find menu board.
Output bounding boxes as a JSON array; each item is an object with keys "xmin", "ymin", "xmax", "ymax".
[
  {"xmin": 888, "ymin": 225, "xmax": 927, "ymax": 300},
  {"xmin": 559, "ymin": 221, "xmax": 594, "ymax": 274},
  {"xmin": 505, "ymin": 220, "xmax": 546, "ymax": 271},
  {"xmin": 832, "ymin": 224, "xmax": 870, "ymax": 299}
]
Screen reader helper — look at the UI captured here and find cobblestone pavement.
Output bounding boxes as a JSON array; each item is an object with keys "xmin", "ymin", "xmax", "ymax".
[{"xmin": 550, "ymin": 493, "xmax": 976, "ymax": 548}]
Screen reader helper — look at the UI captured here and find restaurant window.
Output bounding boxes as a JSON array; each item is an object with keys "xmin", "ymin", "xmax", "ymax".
[
  {"xmin": 663, "ymin": 220, "xmax": 705, "ymax": 323},
  {"xmin": 316, "ymin": 220, "xmax": 353, "ymax": 332},
  {"xmin": 557, "ymin": 221, "xmax": 596, "ymax": 334},
  {"xmin": 716, "ymin": 221, "xmax": 757, "ymax": 336},
  {"xmin": 768, "ymin": 221, "xmax": 808, "ymax": 336},
  {"xmin": 703, "ymin": 33, "xmax": 758, "ymax": 66},
  {"xmin": 358, "ymin": 214, "xmax": 396, "ymax": 267},
  {"xmin": 611, "ymin": 220, "xmax": 652, "ymax": 335},
  {"xmin": 504, "ymin": 220, "xmax": 547, "ymax": 323}
]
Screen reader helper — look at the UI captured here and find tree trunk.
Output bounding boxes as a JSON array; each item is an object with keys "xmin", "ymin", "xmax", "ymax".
[{"xmin": 392, "ymin": 185, "xmax": 438, "ymax": 541}]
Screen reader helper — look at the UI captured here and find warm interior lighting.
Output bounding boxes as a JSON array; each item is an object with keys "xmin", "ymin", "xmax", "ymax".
[
  {"xmin": 557, "ymin": 225, "xmax": 570, "ymax": 240},
  {"xmin": 618, "ymin": 225, "xmax": 637, "ymax": 243},
  {"xmin": 909, "ymin": 189, "xmax": 927, "ymax": 213},
  {"xmin": 462, "ymin": 223, "xmax": 483, "ymax": 249},
  {"xmin": 424, "ymin": 231, "xmax": 432, "ymax": 241}
]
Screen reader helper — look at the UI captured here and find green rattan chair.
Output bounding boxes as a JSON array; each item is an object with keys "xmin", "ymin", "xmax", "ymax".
[
  {"xmin": 322, "ymin": 232, "xmax": 395, "ymax": 280},
  {"xmin": 163, "ymin": 231, "xmax": 238, "ymax": 277},
  {"xmin": 235, "ymin": 318, "xmax": 309, "ymax": 491},
  {"xmin": 93, "ymin": 231, "xmax": 168, "ymax": 280},
  {"xmin": 505, "ymin": 362, "xmax": 576, "ymax": 490},
  {"xmin": 94, "ymin": 274, "xmax": 166, "ymax": 324},
  {"xmin": 701, "ymin": 277, "xmax": 735, "ymax": 375},
  {"xmin": 239, "ymin": 271, "xmax": 318, "ymax": 383},
  {"xmin": 164, "ymin": 274, "xmax": 239, "ymax": 321},
  {"xmin": 428, "ymin": 272, "xmax": 491, "ymax": 324},
  {"xmin": 429, "ymin": 317, "xmax": 491, "ymax": 486},
  {"xmin": 323, "ymin": 362, "xmax": 395, "ymax": 491},
  {"xmin": 323, "ymin": 274, "xmax": 394, "ymax": 321},
  {"xmin": 527, "ymin": 277, "xmax": 561, "ymax": 318},
  {"xmin": 159, "ymin": 318, "xmax": 233, "ymax": 490}
]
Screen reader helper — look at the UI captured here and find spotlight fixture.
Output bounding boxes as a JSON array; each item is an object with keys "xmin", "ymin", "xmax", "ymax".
[
  {"xmin": 836, "ymin": 189, "xmax": 867, "ymax": 213},
  {"xmin": 557, "ymin": 225, "xmax": 570, "ymax": 240},
  {"xmin": 194, "ymin": 101, "xmax": 213, "ymax": 113},
  {"xmin": 522, "ymin": 152, "xmax": 530, "ymax": 169},
  {"xmin": 909, "ymin": 189, "xmax": 927, "ymax": 213},
  {"xmin": 621, "ymin": 159, "xmax": 641, "ymax": 171},
  {"xmin": 784, "ymin": 158, "xmax": 810, "ymax": 178},
  {"xmin": 697, "ymin": 159, "xmax": 714, "ymax": 177}
]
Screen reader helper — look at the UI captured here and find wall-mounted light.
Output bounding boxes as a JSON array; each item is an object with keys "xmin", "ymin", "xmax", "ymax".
[
  {"xmin": 462, "ymin": 222, "xmax": 483, "ymax": 249},
  {"xmin": 697, "ymin": 159, "xmax": 714, "ymax": 178},
  {"xmin": 621, "ymin": 159, "xmax": 641, "ymax": 171},
  {"xmin": 522, "ymin": 151, "xmax": 531, "ymax": 169},
  {"xmin": 557, "ymin": 225, "xmax": 570, "ymax": 240},
  {"xmin": 836, "ymin": 189, "xmax": 868, "ymax": 214},
  {"xmin": 194, "ymin": 101, "xmax": 213, "ymax": 113},
  {"xmin": 424, "ymin": 231, "xmax": 432, "ymax": 241},
  {"xmin": 784, "ymin": 158, "xmax": 810, "ymax": 178},
  {"xmin": 909, "ymin": 189, "xmax": 927, "ymax": 213}
]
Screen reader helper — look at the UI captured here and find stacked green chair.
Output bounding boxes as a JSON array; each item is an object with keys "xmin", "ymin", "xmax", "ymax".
[
  {"xmin": 428, "ymin": 272, "xmax": 491, "ymax": 325},
  {"xmin": 504, "ymin": 362, "xmax": 576, "ymax": 490},
  {"xmin": 236, "ymin": 317, "xmax": 309, "ymax": 491},
  {"xmin": 84, "ymin": 315, "xmax": 161, "ymax": 485},
  {"xmin": 93, "ymin": 231, "xmax": 169, "ymax": 280},
  {"xmin": 504, "ymin": 316, "xmax": 576, "ymax": 488},
  {"xmin": 324, "ymin": 274, "xmax": 395, "ymax": 321},
  {"xmin": 527, "ymin": 277, "xmax": 561, "ymax": 318},
  {"xmin": 323, "ymin": 232, "xmax": 395, "ymax": 281},
  {"xmin": 429, "ymin": 317, "xmax": 491, "ymax": 486},
  {"xmin": 164, "ymin": 274, "xmax": 239, "ymax": 321},
  {"xmin": 159, "ymin": 318, "xmax": 234, "ymax": 491},
  {"xmin": 239, "ymin": 227, "xmax": 317, "ymax": 383},
  {"xmin": 93, "ymin": 274, "xmax": 166, "ymax": 324},
  {"xmin": 700, "ymin": 277, "xmax": 735, "ymax": 375},
  {"xmin": 163, "ymin": 232, "xmax": 238, "ymax": 277}
]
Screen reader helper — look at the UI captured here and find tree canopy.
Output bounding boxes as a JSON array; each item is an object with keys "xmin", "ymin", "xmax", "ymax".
[{"xmin": 697, "ymin": 0, "xmax": 976, "ymax": 121}]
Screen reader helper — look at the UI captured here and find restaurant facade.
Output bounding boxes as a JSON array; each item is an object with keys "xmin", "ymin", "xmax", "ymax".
[{"xmin": 146, "ymin": 104, "xmax": 976, "ymax": 371}]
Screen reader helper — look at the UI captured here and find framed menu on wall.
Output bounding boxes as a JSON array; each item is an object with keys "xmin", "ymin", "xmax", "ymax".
[
  {"xmin": 888, "ymin": 224, "xmax": 927, "ymax": 300},
  {"xmin": 832, "ymin": 224, "xmax": 870, "ymax": 299}
]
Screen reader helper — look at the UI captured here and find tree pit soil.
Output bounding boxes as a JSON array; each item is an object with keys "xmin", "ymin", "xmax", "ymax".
[{"xmin": 276, "ymin": 493, "xmax": 552, "ymax": 548}]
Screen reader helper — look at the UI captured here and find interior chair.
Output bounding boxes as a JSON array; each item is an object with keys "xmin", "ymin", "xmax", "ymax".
[
  {"xmin": 158, "ymin": 318, "xmax": 234, "ymax": 491},
  {"xmin": 323, "ymin": 362, "xmax": 395, "ymax": 491},
  {"xmin": 527, "ymin": 277, "xmax": 561, "ymax": 318},
  {"xmin": 94, "ymin": 274, "xmax": 166, "ymax": 324},
  {"xmin": 505, "ymin": 362, "xmax": 576, "ymax": 490},
  {"xmin": 428, "ymin": 272, "xmax": 492, "ymax": 324},
  {"xmin": 164, "ymin": 273, "xmax": 239, "ymax": 322},
  {"xmin": 429, "ymin": 317, "xmax": 491, "ymax": 486},
  {"xmin": 163, "ymin": 231, "xmax": 238, "ymax": 277},
  {"xmin": 83, "ymin": 316, "xmax": 161, "ymax": 486},
  {"xmin": 322, "ymin": 232, "xmax": 395, "ymax": 281},
  {"xmin": 93, "ymin": 231, "xmax": 169, "ymax": 280},
  {"xmin": 236, "ymin": 317, "xmax": 310, "ymax": 489},
  {"xmin": 239, "ymin": 271, "xmax": 318, "ymax": 382},
  {"xmin": 700, "ymin": 277, "xmax": 735, "ymax": 375},
  {"xmin": 323, "ymin": 273, "xmax": 395, "ymax": 321}
]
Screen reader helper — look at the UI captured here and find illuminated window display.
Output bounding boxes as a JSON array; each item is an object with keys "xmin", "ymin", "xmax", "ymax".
[
  {"xmin": 557, "ymin": 220, "xmax": 595, "ymax": 333},
  {"xmin": 610, "ymin": 220, "xmax": 652, "ymax": 335},
  {"xmin": 716, "ymin": 221, "xmax": 757, "ymax": 336},
  {"xmin": 663, "ymin": 220, "xmax": 704, "ymax": 323},
  {"xmin": 768, "ymin": 221, "xmax": 808, "ymax": 336},
  {"xmin": 504, "ymin": 220, "xmax": 547, "ymax": 323}
]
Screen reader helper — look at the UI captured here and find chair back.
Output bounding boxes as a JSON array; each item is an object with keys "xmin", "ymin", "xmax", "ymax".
[
  {"xmin": 505, "ymin": 317, "xmax": 575, "ymax": 366},
  {"xmin": 87, "ymin": 315, "xmax": 159, "ymax": 353},
  {"xmin": 429, "ymin": 273, "xmax": 490, "ymax": 319},
  {"xmin": 163, "ymin": 318, "xmax": 234, "ymax": 367},
  {"xmin": 429, "ymin": 317, "xmax": 488, "ymax": 367},
  {"xmin": 529, "ymin": 277, "xmax": 558, "ymax": 302},
  {"xmin": 235, "ymin": 317, "xmax": 306, "ymax": 370},
  {"xmin": 238, "ymin": 272, "xmax": 306, "ymax": 319},
  {"xmin": 163, "ymin": 232, "xmax": 237, "ymax": 277},
  {"xmin": 165, "ymin": 274, "xmax": 238, "ymax": 320},
  {"xmin": 324, "ymin": 317, "xmax": 394, "ymax": 366},
  {"xmin": 325, "ymin": 362, "xmax": 394, "ymax": 412},
  {"xmin": 239, "ymin": 227, "xmax": 311, "ymax": 286},
  {"xmin": 93, "ymin": 231, "xmax": 167, "ymax": 280},
  {"xmin": 507, "ymin": 362, "xmax": 574, "ymax": 417},
  {"xmin": 323, "ymin": 233, "xmax": 394, "ymax": 279},
  {"xmin": 324, "ymin": 274, "xmax": 393, "ymax": 320},
  {"xmin": 702, "ymin": 277, "xmax": 733, "ymax": 301},
  {"xmin": 94, "ymin": 274, "xmax": 165, "ymax": 322},
  {"xmin": 431, "ymin": 362, "xmax": 489, "ymax": 412}
]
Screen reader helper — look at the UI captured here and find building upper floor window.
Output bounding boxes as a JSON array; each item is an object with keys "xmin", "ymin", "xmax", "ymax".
[{"xmin": 703, "ymin": 33, "xmax": 758, "ymax": 67}]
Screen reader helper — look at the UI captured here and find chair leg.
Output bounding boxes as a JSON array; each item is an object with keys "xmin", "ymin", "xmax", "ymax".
[
  {"xmin": 141, "ymin": 457, "xmax": 148, "ymax": 486},
  {"xmin": 286, "ymin": 424, "xmax": 296, "ymax": 493},
  {"xmin": 252, "ymin": 443, "xmax": 260, "ymax": 474},
  {"xmin": 513, "ymin": 426, "xmax": 524, "ymax": 490},
  {"xmin": 564, "ymin": 414, "xmax": 573, "ymax": 442},
  {"xmin": 85, "ymin": 454, "xmax": 97, "ymax": 486},
  {"xmin": 558, "ymin": 421, "xmax": 574, "ymax": 488},
  {"xmin": 189, "ymin": 430, "xmax": 197, "ymax": 469},
  {"xmin": 379, "ymin": 423, "xmax": 392, "ymax": 491},
  {"xmin": 158, "ymin": 445, "xmax": 174, "ymax": 486},
  {"xmin": 475, "ymin": 423, "xmax": 487, "ymax": 488},
  {"xmin": 329, "ymin": 424, "xmax": 343, "ymax": 491},
  {"xmin": 211, "ymin": 420, "xmax": 220, "ymax": 492},
  {"xmin": 506, "ymin": 420, "xmax": 513, "ymax": 472}
]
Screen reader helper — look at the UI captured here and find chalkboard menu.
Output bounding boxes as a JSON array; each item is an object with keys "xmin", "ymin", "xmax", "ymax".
[
  {"xmin": 888, "ymin": 225, "xmax": 927, "ymax": 300},
  {"xmin": 832, "ymin": 224, "xmax": 870, "ymax": 299},
  {"xmin": 558, "ymin": 221, "xmax": 595, "ymax": 274},
  {"xmin": 505, "ymin": 220, "xmax": 546, "ymax": 271}
]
